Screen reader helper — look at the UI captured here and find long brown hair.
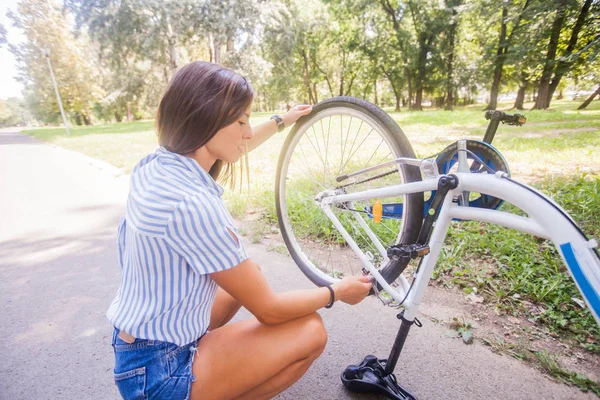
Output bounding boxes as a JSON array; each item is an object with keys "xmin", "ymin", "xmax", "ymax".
[{"xmin": 156, "ymin": 61, "xmax": 254, "ymax": 185}]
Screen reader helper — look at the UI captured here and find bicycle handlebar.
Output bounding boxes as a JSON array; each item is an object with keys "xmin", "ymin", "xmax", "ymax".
[{"xmin": 484, "ymin": 110, "xmax": 527, "ymax": 126}]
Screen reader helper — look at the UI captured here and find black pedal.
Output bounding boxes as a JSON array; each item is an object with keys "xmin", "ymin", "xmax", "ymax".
[
  {"xmin": 341, "ymin": 355, "xmax": 417, "ymax": 400},
  {"xmin": 387, "ymin": 244, "xmax": 430, "ymax": 261}
]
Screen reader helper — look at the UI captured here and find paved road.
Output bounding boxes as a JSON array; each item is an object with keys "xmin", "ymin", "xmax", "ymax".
[{"xmin": 0, "ymin": 130, "xmax": 593, "ymax": 399}]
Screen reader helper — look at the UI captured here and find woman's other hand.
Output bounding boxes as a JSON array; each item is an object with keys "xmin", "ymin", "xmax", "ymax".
[
  {"xmin": 332, "ymin": 275, "xmax": 372, "ymax": 305},
  {"xmin": 282, "ymin": 105, "xmax": 312, "ymax": 127}
]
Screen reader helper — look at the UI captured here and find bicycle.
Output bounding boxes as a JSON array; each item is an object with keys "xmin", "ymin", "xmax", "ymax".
[{"xmin": 274, "ymin": 96, "xmax": 600, "ymax": 399}]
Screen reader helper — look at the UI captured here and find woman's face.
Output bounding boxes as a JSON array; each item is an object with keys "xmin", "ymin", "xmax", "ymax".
[{"xmin": 205, "ymin": 105, "xmax": 253, "ymax": 164}]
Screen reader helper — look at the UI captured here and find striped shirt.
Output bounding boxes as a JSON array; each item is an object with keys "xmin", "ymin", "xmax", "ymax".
[{"xmin": 107, "ymin": 147, "xmax": 247, "ymax": 346}]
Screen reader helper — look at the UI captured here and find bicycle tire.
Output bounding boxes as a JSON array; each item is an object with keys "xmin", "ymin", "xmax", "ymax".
[{"xmin": 275, "ymin": 97, "xmax": 424, "ymax": 287}]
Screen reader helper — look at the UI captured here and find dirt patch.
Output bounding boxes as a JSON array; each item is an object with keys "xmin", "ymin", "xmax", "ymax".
[{"xmin": 420, "ymin": 284, "xmax": 600, "ymax": 383}]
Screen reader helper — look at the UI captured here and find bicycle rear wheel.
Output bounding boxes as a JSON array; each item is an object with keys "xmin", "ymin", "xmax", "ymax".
[{"xmin": 275, "ymin": 97, "xmax": 424, "ymax": 287}]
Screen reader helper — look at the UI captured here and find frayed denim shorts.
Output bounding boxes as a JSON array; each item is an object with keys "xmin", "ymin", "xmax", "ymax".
[{"xmin": 111, "ymin": 328, "xmax": 198, "ymax": 400}]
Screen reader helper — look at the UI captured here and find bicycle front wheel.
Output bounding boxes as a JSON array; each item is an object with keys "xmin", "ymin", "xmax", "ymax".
[{"xmin": 275, "ymin": 97, "xmax": 424, "ymax": 287}]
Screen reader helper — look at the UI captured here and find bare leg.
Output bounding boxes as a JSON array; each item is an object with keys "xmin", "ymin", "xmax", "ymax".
[
  {"xmin": 234, "ymin": 348, "xmax": 320, "ymax": 400},
  {"xmin": 209, "ymin": 287, "xmax": 242, "ymax": 331},
  {"xmin": 190, "ymin": 312, "xmax": 327, "ymax": 400}
]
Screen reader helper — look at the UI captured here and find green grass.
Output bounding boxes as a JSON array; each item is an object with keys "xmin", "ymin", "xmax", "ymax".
[
  {"xmin": 435, "ymin": 175, "xmax": 600, "ymax": 344},
  {"xmin": 22, "ymin": 120, "xmax": 158, "ymax": 171},
  {"xmin": 483, "ymin": 338, "xmax": 600, "ymax": 394},
  {"xmin": 21, "ymin": 98, "xmax": 600, "ymax": 343},
  {"xmin": 535, "ymin": 350, "xmax": 600, "ymax": 395}
]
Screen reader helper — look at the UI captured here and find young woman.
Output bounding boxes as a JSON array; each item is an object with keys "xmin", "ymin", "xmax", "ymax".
[{"xmin": 107, "ymin": 61, "xmax": 372, "ymax": 400}]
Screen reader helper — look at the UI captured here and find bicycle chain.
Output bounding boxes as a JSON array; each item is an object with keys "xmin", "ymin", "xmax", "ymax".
[{"xmin": 336, "ymin": 169, "xmax": 398, "ymax": 189}]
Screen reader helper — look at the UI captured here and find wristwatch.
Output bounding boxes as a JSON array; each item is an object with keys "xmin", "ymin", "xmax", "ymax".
[{"xmin": 270, "ymin": 114, "xmax": 285, "ymax": 133}]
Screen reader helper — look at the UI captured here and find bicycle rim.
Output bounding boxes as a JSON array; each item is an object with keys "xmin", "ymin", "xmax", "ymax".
[{"xmin": 276, "ymin": 99, "xmax": 422, "ymax": 286}]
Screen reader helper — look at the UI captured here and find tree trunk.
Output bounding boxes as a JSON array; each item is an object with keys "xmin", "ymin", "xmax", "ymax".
[
  {"xmin": 405, "ymin": 66, "xmax": 413, "ymax": 109},
  {"xmin": 413, "ymin": 32, "xmax": 429, "ymax": 111},
  {"xmin": 445, "ymin": 4, "xmax": 459, "ymax": 111},
  {"xmin": 339, "ymin": 50, "xmax": 345, "ymax": 97},
  {"xmin": 301, "ymin": 48, "xmax": 315, "ymax": 104},
  {"xmin": 379, "ymin": 0, "xmax": 411, "ymax": 108},
  {"xmin": 514, "ymin": 83, "xmax": 527, "ymax": 110},
  {"xmin": 214, "ymin": 42, "xmax": 221, "ymax": 65},
  {"xmin": 382, "ymin": 67, "xmax": 401, "ymax": 111},
  {"xmin": 486, "ymin": 0, "xmax": 531, "ymax": 110},
  {"xmin": 114, "ymin": 111, "xmax": 122, "ymax": 123},
  {"xmin": 533, "ymin": 0, "xmax": 568, "ymax": 109},
  {"xmin": 374, "ymin": 79, "xmax": 378, "ymax": 106},
  {"xmin": 486, "ymin": 4, "xmax": 508, "ymax": 111},
  {"xmin": 514, "ymin": 70, "xmax": 529, "ymax": 109},
  {"xmin": 578, "ymin": 84, "xmax": 600, "ymax": 110},
  {"xmin": 345, "ymin": 74, "xmax": 355, "ymax": 96},
  {"xmin": 164, "ymin": 10, "xmax": 178, "ymax": 77},
  {"xmin": 547, "ymin": 0, "xmax": 592, "ymax": 107}
]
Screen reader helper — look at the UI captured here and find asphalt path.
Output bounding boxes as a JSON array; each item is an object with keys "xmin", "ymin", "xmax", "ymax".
[{"xmin": 0, "ymin": 130, "xmax": 593, "ymax": 400}]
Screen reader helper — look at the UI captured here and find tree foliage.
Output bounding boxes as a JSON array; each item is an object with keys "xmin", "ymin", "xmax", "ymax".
[
  {"xmin": 5, "ymin": 0, "xmax": 600, "ymax": 125},
  {"xmin": 9, "ymin": 0, "xmax": 104, "ymax": 124}
]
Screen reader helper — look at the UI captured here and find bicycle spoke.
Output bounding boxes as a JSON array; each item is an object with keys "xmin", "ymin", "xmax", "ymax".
[
  {"xmin": 342, "ymin": 127, "xmax": 375, "ymax": 172},
  {"xmin": 343, "ymin": 120, "xmax": 364, "ymax": 172},
  {"xmin": 339, "ymin": 115, "xmax": 354, "ymax": 175},
  {"xmin": 294, "ymin": 142, "xmax": 327, "ymax": 190},
  {"xmin": 361, "ymin": 139, "xmax": 385, "ymax": 171}
]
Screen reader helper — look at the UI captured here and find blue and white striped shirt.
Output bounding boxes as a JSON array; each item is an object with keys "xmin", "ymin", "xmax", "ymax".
[{"xmin": 107, "ymin": 147, "xmax": 247, "ymax": 345}]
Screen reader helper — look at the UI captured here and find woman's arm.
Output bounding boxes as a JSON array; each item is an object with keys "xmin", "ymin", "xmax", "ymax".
[
  {"xmin": 246, "ymin": 105, "xmax": 313, "ymax": 152},
  {"xmin": 211, "ymin": 258, "xmax": 371, "ymax": 325}
]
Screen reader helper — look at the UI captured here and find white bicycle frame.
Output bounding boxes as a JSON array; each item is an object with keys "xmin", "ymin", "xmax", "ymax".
[{"xmin": 317, "ymin": 169, "xmax": 600, "ymax": 327}]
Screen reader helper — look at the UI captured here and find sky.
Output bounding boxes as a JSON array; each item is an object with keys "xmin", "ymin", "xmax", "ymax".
[{"xmin": 1, "ymin": 0, "xmax": 25, "ymax": 100}]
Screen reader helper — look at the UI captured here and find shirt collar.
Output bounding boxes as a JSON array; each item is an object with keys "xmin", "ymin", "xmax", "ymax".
[{"xmin": 155, "ymin": 147, "xmax": 224, "ymax": 196}]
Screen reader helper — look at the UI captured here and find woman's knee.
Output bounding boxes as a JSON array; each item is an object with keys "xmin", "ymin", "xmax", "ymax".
[{"xmin": 301, "ymin": 313, "xmax": 328, "ymax": 356}]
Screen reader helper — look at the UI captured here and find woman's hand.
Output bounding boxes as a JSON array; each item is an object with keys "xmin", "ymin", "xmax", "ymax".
[
  {"xmin": 332, "ymin": 275, "xmax": 372, "ymax": 305},
  {"xmin": 282, "ymin": 105, "xmax": 313, "ymax": 127}
]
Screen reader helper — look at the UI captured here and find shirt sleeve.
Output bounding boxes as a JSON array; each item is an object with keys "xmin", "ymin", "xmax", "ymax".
[{"xmin": 164, "ymin": 192, "xmax": 247, "ymax": 274}]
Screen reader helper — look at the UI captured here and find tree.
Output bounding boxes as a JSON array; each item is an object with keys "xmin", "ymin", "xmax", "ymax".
[
  {"xmin": 66, "ymin": 0, "xmax": 189, "ymax": 81},
  {"xmin": 441, "ymin": 0, "xmax": 464, "ymax": 110},
  {"xmin": 262, "ymin": 0, "xmax": 329, "ymax": 105},
  {"xmin": 533, "ymin": 0, "xmax": 596, "ymax": 109},
  {"xmin": 9, "ymin": 0, "xmax": 104, "ymax": 124},
  {"xmin": 546, "ymin": 0, "xmax": 595, "ymax": 106},
  {"xmin": 191, "ymin": 0, "xmax": 262, "ymax": 65},
  {"xmin": 0, "ymin": 98, "xmax": 28, "ymax": 127},
  {"xmin": 485, "ymin": 0, "xmax": 531, "ymax": 110},
  {"xmin": 408, "ymin": 0, "xmax": 445, "ymax": 110},
  {"xmin": 578, "ymin": 83, "xmax": 600, "ymax": 109}
]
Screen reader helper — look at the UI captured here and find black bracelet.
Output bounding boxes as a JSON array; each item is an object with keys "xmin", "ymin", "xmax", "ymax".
[
  {"xmin": 270, "ymin": 114, "xmax": 285, "ymax": 132},
  {"xmin": 324, "ymin": 285, "xmax": 335, "ymax": 309}
]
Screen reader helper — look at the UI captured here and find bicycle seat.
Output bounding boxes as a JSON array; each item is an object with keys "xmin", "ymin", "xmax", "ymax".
[
  {"xmin": 341, "ymin": 355, "xmax": 417, "ymax": 400},
  {"xmin": 484, "ymin": 110, "xmax": 527, "ymax": 126}
]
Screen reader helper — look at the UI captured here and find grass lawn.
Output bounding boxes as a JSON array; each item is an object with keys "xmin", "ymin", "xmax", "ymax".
[{"xmin": 22, "ymin": 98, "xmax": 600, "ymax": 342}]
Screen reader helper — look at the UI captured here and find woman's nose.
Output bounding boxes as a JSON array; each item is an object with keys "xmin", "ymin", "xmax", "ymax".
[{"xmin": 243, "ymin": 126, "xmax": 254, "ymax": 139}]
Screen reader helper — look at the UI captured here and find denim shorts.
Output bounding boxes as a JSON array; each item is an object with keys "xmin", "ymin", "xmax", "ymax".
[{"xmin": 111, "ymin": 328, "xmax": 198, "ymax": 400}]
